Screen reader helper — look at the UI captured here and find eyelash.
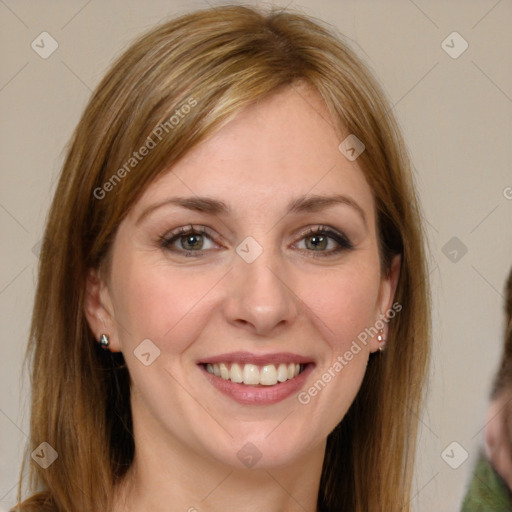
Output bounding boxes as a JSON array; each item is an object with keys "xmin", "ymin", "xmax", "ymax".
[{"xmin": 159, "ymin": 224, "xmax": 354, "ymax": 258}]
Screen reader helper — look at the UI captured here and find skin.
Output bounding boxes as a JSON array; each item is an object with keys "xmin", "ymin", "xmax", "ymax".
[
  {"xmin": 485, "ymin": 389, "xmax": 512, "ymax": 489},
  {"xmin": 85, "ymin": 84, "xmax": 400, "ymax": 512}
]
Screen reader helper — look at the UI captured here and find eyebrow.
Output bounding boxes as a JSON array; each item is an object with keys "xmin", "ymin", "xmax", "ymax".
[{"xmin": 136, "ymin": 193, "xmax": 367, "ymax": 227}]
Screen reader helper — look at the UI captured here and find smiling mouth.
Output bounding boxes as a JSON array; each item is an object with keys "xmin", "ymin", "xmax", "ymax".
[{"xmin": 201, "ymin": 362, "xmax": 308, "ymax": 386}]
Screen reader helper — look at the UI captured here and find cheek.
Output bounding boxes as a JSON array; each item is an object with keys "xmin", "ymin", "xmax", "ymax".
[
  {"xmin": 110, "ymin": 252, "xmax": 223, "ymax": 349},
  {"xmin": 294, "ymin": 260, "xmax": 381, "ymax": 416},
  {"xmin": 301, "ymin": 263, "xmax": 381, "ymax": 354},
  {"xmin": 294, "ymin": 272, "xmax": 380, "ymax": 439}
]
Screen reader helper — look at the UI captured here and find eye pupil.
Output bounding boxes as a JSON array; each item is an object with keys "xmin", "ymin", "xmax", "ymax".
[
  {"xmin": 182, "ymin": 234, "xmax": 202, "ymax": 250},
  {"xmin": 307, "ymin": 234, "xmax": 327, "ymax": 250}
]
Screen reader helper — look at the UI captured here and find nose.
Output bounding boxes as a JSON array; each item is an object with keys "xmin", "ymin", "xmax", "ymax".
[{"xmin": 223, "ymin": 244, "xmax": 299, "ymax": 337}]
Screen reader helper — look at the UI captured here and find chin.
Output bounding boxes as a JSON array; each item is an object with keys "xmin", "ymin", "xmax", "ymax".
[{"xmin": 196, "ymin": 419, "xmax": 322, "ymax": 471}]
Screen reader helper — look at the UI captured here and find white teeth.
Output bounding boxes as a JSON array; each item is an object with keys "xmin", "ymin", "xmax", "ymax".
[
  {"xmin": 243, "ymin": 364, "xmax": 260, "ymax": 385},
  {"xmin": 205, "ymin": 362, "xmax": 305, "ymax": 385},
  {"xmin": 230, "ymin": 363, "xmax": 243, "ymax": 383},
  {"xmin": 260, "ymin": 364, "xmax": 278, "ymax": 386},
  {"xmin": 219, "ymin": 362, "xmax": 229, "ymax": 380},
  {"xmin": 277, "ymin": 363, "xmax": 288, "ymax": 383}
]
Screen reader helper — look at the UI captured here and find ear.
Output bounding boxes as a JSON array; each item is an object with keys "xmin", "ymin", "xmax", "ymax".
[
  {"xmin": 84, "ymin": 268, "xmax": 122, "ymax": 352},
  {"xmin": 370, "ymin": 254, "xmax": 401, "ymax": 353}
]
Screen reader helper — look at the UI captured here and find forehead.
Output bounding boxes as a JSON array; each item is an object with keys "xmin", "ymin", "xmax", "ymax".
[{"xmin": 129, "ymin": 85, "xmax": 375, "ymax": 222}]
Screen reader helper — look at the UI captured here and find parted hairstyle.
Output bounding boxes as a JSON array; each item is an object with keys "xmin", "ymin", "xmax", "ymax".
[{"xmin": 14, "ymin": 5, "xmax": 431, "ymax": 512}]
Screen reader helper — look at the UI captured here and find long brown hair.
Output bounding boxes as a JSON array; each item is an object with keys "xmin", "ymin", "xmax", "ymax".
[{"xmin": 14, "ymin": 5, "xmax": 430, "ymax": 511}]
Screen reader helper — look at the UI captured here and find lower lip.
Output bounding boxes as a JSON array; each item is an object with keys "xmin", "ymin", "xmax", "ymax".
[{"xmin": 199, "ymin": 364, "xmax": 314, "ymax": 405}]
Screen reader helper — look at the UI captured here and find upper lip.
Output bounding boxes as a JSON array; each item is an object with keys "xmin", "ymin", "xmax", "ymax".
[{"xmin": 197, "ymin": 351, "xmax": 314, "ymax": 366}]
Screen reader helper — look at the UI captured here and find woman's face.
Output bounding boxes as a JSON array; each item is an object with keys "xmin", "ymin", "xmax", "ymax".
[{"xmin": 86, "ymin": 84, "xmax": 399, "ymax": 470}]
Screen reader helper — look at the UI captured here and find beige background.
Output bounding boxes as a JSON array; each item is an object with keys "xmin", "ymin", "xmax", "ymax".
[{"xmin": 1, "ymin": 0, "xmax": 511, "ymax": 510}]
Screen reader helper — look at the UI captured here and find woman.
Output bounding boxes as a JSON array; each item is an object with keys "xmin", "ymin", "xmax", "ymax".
[
  {"xmin": 461, "ymin": 267, "xmax": 512, "ymax": 510},
  {"xmin": 13, "ymin": 5, "xmax": 430, "ymax": 511}
]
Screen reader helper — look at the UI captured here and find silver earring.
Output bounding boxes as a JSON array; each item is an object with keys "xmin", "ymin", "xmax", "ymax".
[
  {"xmin": 98, "ymin": 333, "xmax": 110, "ymax": 350},
  {"xmin": 377, "ymin": 329, "xmax": 386, "ymax": 352}
]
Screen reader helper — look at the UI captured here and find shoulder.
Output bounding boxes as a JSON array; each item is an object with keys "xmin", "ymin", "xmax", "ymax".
[{"xmin": 461, "ymin": 452, "xmax": 512, "ymax": 511}]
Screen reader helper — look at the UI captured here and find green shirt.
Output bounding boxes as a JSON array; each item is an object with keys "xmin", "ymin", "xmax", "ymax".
[{"xmin": 461, "ymin": 452, "xmax": 512, "ymax": 511}]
